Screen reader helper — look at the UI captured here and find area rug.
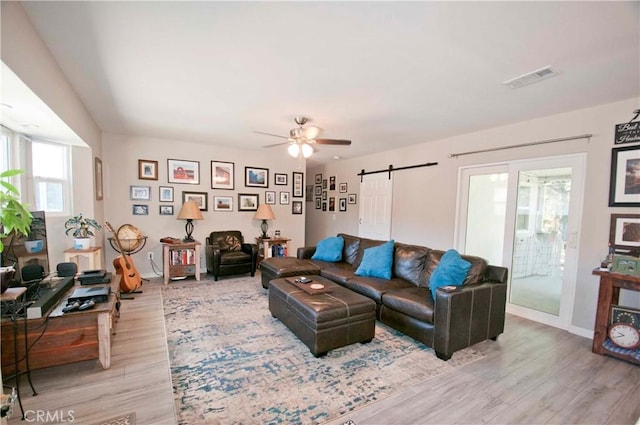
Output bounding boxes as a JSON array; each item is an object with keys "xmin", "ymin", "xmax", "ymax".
[{"xmin": 162, "ymin": 276, "xmax": 485, "ymax": 425}]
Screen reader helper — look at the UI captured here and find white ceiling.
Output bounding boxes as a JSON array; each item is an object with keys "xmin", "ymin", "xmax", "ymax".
[{"xmin": 4, "ymin": 1, "xmax": 640, "ymax": 166}]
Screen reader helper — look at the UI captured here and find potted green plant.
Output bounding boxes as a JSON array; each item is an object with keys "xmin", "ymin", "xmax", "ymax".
[
  {"xmin": 0, "ymin": 169, "xmax": 32, "ymax": 292},
  {"xmin": 64, "ymin": 213, "xmax": 102, "ymax": 250}
]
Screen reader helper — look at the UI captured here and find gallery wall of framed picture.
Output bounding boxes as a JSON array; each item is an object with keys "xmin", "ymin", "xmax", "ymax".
[{"xmin": 127, "ymin": 156, "xmax": 315, "ymax": 224}]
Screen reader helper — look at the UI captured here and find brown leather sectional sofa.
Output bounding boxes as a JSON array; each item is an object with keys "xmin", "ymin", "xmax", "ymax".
[{"xmin": 296, "ymin": 233, "xmax": 508, "ymax": 360}]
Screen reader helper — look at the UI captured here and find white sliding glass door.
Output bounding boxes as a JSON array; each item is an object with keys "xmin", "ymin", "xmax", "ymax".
[{"xmin": 456, "ymin": 154, "xmax": 585, "ymax": 329}]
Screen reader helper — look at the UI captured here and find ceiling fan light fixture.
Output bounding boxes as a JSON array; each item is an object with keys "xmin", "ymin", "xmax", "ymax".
[
  {"xmin": 288, "ymin": 143, "xmax": 300, "ymax": 158},
  {"xmin": 301, "ymin": 143, "xmax": 313, "ymax": 158},
  {"xmin": 290, "ymin": 128, "xmax": 304, "ymax": 139}
]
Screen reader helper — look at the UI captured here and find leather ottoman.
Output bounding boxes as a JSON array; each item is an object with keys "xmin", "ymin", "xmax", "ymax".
[
  {"xmin": 268, "ymin": 276, "xmax": 376, "ymax": 357},
  {"xmin": 259, "ymin": 257, "xmax": 321, "ymax": 289}
]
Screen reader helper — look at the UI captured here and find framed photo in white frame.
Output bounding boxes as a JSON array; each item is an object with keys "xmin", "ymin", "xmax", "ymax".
[
  {"xmin": 130, "ymin": 185, "xmax": 151, "ymax": 200},
  {"xmin": 214, "ymin": 196, "xmax": 233, "ymax": 212}
]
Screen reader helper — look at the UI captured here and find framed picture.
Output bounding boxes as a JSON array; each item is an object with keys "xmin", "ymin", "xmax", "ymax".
[
  {"xmin": 238, "ymin": 193, "xmax": 259, "ymax": 211},
  {"xmin": 94, "ymin": 157, "xmax": 103, "ymax": 201},
  {"xmin": 329, "ymin": 197, "xmax": 336, "ymax": 212},
  {"xmin": 211, "ymin": 160, "xmax": 234, "ymax": 190},
  {"xmin": 265, "ymin": 191, "xmax": 276, "ymax": 205},
  {"xmin": 274, "ymin": 173, "xmax": 288, "ymax": 185},
  {"xmin": 182, "ymin": 191, "xmax": 208, "ymax": 211},
  {"xmin": 609, "ymin": 145, "xmax": 640, "ymax": 207},
  {"xmin": 339, "ymin": 183, "xmax": 347, "ymax": 193},
  {"xmin": 329, "ymin": 176, "xmax": 336, "ymax": 191},
  {"xmin": 159, "ymin": 186, "xmax": 174, "ymax": 202},
  {"xmin": 314, "ymin": 185, "xmax": 322, "ymax": 196},
  {"xmin": 130, "ymin": 185, "xmax": 151, "ymax": 200},
  {"xmin": 315, "ymin": 198, "xmax": 321, "ymax": 209},
  {"xmin": 322, "ymin": 202, "xmax": 327, "ymax": 211},
  {"xmin": 610, "ymin": 213, "xmax": 640, "ymax": 253},
  {"xmin": 315, "ymin": 173, "xmax": 322, "ymax": 185},
  {"xmin": 292, "ymin": 201, "xmax": 303, "ymax": 215},
  {"xmin": 322, "ymin": 179, "xmax": 327, "ymax": 189},
  {"xmin": 245, "ymin": 166, "xmax": 269, "ymax": 188},
  {"xmin": 322, "ymin": 191, "xmax": 327, "ymax": 200},
  {"xmin": 159, "ymin": 205, "xmax": 174, "ymax": 215},
  {"xmin": 339, "ymin": 198, "xmax": 347, "ymax": 211},
  {"xmin": 133, "ymin": 204, "xmax": 148, "ymax": 215},
  {"xmin": 138, "ymin": 159, "xmax": 158, "ymax": 180},
  {"xmin": 292, "ymin": 172, "xmax": 304, "ymax": 197},
  {"xmin": 168, "ymin": 159, "xmax": 200, "ymax": 184},
  {"xmin": 214, "ymin": 196, "xmax": 233, "ymax": 212},
  {"xmin": 280, "ymin": 191, "xmax": 290, "ymax": 205},
  {"xmin": 348, "ymin": 193, "xmax": 357, "ymax": 204}
]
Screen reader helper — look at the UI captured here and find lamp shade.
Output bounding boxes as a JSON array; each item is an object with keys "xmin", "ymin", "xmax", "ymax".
[
  {"xmin": 177, "ymin": 201, "xmax": 203, "ymax": 220},
  {"xmin": 254, "ymin": 204, "xmax": 275, "ymax": 221}
]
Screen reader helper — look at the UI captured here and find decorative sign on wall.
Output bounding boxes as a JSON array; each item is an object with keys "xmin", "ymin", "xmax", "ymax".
[{"xmin": 615, "ymin": 121, "xmax": 640, "ymax": 145}]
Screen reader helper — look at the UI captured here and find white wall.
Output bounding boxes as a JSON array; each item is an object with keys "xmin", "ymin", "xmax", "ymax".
[
  {"xmin": 101, "ymin": 133, "xmax": 307, "ymax": 278},
  {"xmin": 1, "ymin": 2, "xmax": 104, "ymax": 267},
  {"xmin": 307, "ymin": 97, "xmax": 640, "ymax": 335}
]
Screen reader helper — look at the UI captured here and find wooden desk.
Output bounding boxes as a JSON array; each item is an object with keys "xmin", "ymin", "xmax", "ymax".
[
  {"xmin": 64, "ymin": 246, "xmax": 103, "ymax": 271},
  {"xmin": 591, "ymin": 269, "xmax": 640, "ymax": 365},
  {"xmin": 1, "ymin": 276, "xmax": 119, "ymax": 376}
]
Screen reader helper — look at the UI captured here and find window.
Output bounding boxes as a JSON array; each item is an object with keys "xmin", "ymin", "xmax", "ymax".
[{"xmin": 31, "ymin": 140, "xmax": 70, "ymax": 214}]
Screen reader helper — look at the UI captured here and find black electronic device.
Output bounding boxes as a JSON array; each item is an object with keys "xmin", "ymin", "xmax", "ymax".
[
  {"xmin": 26, "ymin": 276, "xmax": 75, "ymax": 319},
  {"xmin": 67, "ymin": 286, "xmax": 110, "ymax": 304},
  {"xmin": 78, "ymin": 271, "xmax": 112, "ymax": 285}
]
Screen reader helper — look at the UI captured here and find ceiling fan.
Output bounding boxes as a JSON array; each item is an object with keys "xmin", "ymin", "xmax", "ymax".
[{"xmin": 255, "ymin": 116, "xmax": 351, "ymax": 158}]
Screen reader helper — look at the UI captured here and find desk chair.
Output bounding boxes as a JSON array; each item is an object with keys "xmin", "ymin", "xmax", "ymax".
[{"xmin": 56, "ymin": 262, "xmax": 78, "ymax": 277}]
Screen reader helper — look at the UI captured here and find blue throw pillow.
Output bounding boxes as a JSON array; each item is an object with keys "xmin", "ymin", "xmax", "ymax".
[
  {"xmin": 311, "ymin": 236, "xmax": 344, "ymax": 262},
  {"xmin": 355, "ymin": 240, "xmax": 395, "ymax": 280},
  {"xmin": 429, "ymin": 249, "xmax": 471, "ymax": 299}
]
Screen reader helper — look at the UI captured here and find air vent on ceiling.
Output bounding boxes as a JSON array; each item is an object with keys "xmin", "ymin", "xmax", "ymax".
[{"xmin": 503, "ymin": 66, "xmax": 559, "ymax": 89}]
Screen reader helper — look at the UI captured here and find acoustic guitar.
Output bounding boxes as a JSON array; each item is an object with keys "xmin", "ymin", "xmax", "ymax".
[{"xmin": 105, "ymin": 222, "xmax": 142, "ymax": 293}]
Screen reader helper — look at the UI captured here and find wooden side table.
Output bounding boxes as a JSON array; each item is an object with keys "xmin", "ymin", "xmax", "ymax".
[
  {"xmin": 163, "ymin": 241, "xmax": 201, "ymax": 285},
  {"xmin": 591, "ymin": 269, "xmax": 640, "ymax": 365},
  {"xmin": 63, "ymin": 246, "xmax": 103, "ymax": 272},
  {"xmin": 255, "ymin": 237, "xmax": 291, "ymax": 263}
]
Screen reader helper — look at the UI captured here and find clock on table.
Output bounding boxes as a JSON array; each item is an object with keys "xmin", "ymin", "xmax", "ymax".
[{"xmin": 608, "ymin": 305, "xmax": 640, "ymax": 349}]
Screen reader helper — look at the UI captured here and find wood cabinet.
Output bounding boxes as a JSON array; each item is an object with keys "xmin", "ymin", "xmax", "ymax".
[
  {"xmin": 163, "ymin": 241, "xmax": 201, "ymax": 285},
  {"xmin": 256, "ymin": 237, "xmax": 291, "ymax": 263},
  {"xmin": 1, "ymin": 275, "xmax": 119, "ymax": 375},
  {"xmin": 591, "ymin": 269, "xmax": 640, "ymax": 365}
]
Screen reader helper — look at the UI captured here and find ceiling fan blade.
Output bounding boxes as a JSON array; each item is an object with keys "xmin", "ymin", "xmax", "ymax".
[
  {"xmin": 253, "ymin": 130, "xmax": 289, "ymax": 139},
  {"xmin": 314, "ymin": 138, "xmax": 352, "ymax": 146},
  {"xmin": 263, "ymin": 142, "xmax": 290, "ymax": 148}
]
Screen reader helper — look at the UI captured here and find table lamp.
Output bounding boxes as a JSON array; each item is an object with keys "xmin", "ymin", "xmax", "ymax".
[
  {"xmin": 177, "ymin": 201, "xmax": 204, "ymax": 242},
  {"xmin": 254, "ymin": 204, "xmax": 275, "ymax": 239}
]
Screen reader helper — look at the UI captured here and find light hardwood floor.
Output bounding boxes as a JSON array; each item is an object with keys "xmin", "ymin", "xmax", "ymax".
[{"xmin": 7, "ymin": 276, "xmax": 640, "ymax": 425}]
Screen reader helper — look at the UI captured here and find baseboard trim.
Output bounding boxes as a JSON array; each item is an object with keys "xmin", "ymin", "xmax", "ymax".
[{"xmin": 568, "ymin": 325, "xmax": 593, "ymax": 340}]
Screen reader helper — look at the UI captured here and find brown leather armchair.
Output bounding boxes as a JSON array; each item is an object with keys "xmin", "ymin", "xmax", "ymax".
[{"xmin": 205, "ymin": 231, "xmax": 258, "ymax": 281}]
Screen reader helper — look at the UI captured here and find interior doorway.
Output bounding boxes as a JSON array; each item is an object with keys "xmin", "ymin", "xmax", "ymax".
[
  {"xmin": 358, "ymin": 172, "xmax": 393, "ymax": 240},
  {"xmin": 456, "ymin": 154, "xmax": 585, "ymax": 329}
]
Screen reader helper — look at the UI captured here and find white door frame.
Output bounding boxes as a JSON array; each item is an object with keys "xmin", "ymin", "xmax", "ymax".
[{"xmin": 455, "ymin": 153, "xmax": 586, "ymax": 330}]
